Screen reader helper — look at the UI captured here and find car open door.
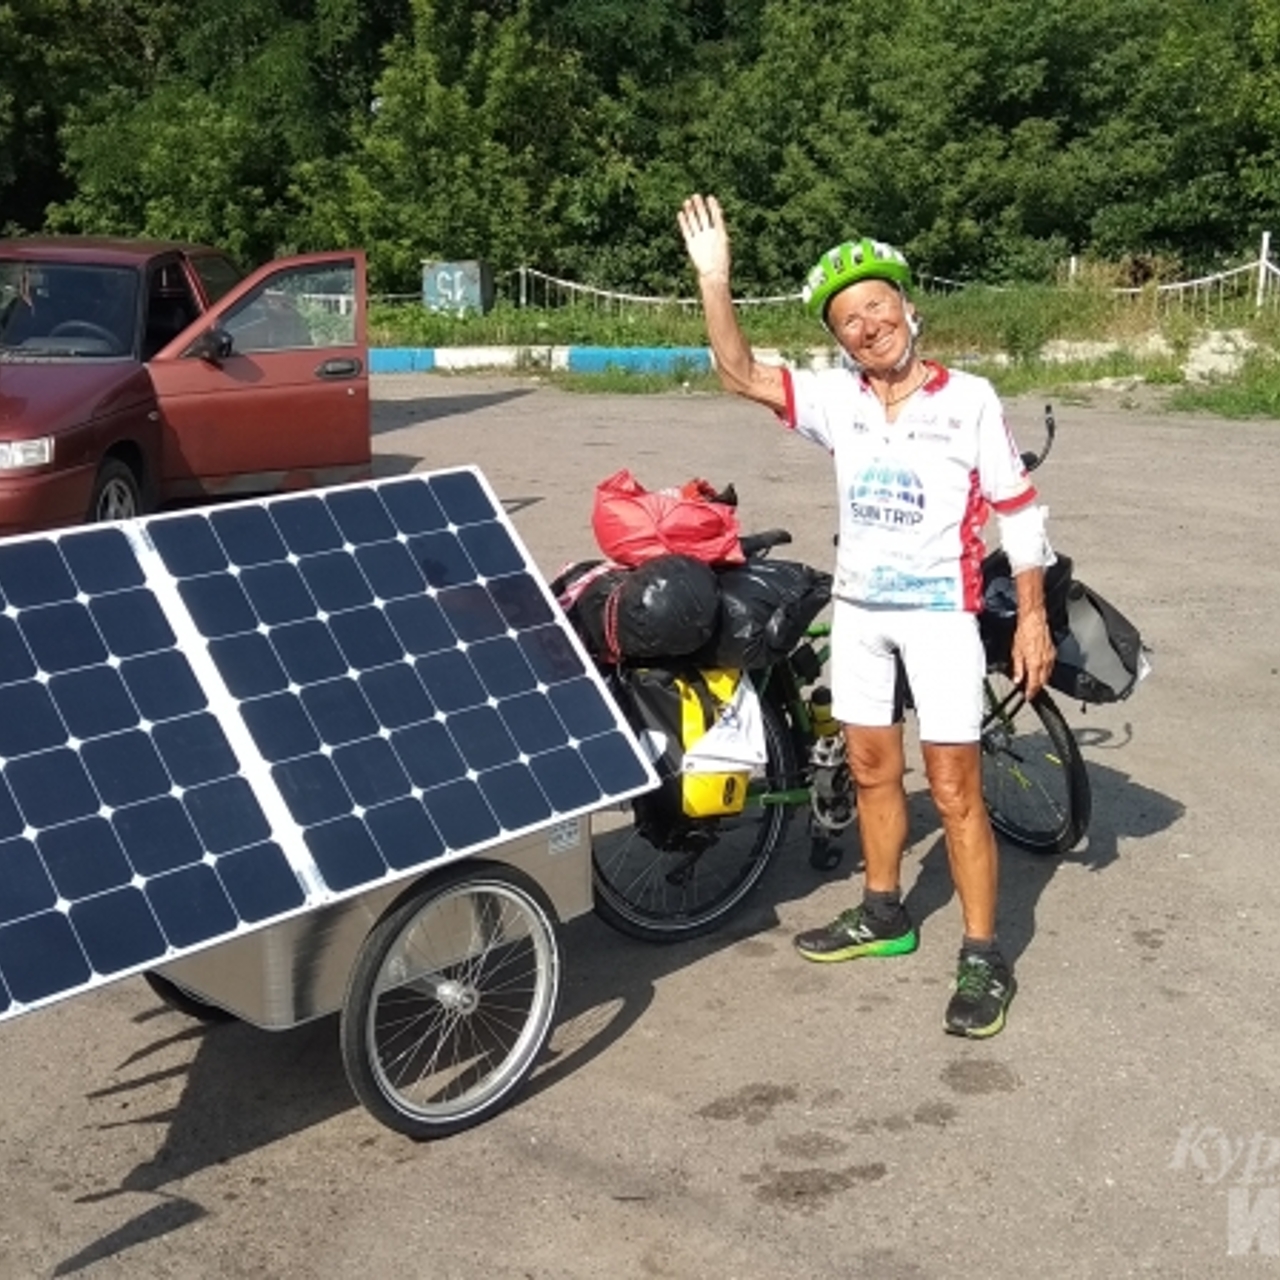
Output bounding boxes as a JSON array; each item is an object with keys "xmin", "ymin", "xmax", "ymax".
[{"xmin": 147, "ymin": 251, "xmax": 371, "ymax": 503}]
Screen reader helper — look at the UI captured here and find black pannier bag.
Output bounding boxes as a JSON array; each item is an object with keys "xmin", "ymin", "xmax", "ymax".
[
  {"xmin": 557, "ymin": 554, "xmax": 722, "ymax": 663},
  {"xmin": 697, "ymin": 559, "xmax": 833, "ymax": 669},
  {"xmin": 978, "ymin": 550, "xmax": 1074, "ymax": 665},
  {"xmin": 979, "ymin": 550, "xmax": 1148, "ymax": 704},
  {"xmin": 1048, "ymin": 581, "xmax": 1149, "ymax": 704}
]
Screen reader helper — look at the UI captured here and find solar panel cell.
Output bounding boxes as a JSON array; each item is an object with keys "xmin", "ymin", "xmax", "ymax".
[
  {"xmin": 364, "ymin": 798, "xmax": 443, "ymax": 871},
  {"xmin": 206, "ymin": 633, "xmax": 290, "ymax": 699},
  {"xmin": 181, "ymin": 777, "xmax": 271, "ymax": 853},
  {"xmin": 111, "ymin": 797, "xmax": 205, "ymax": 876},
  {"xmin": 421, "ymin": 778, "xmax": 500, "ymax": 849},
  {"xmin": 305, "ymin": 817, "xmax": 387, "ymax": 892},
  {"xmin": 19, "ymin": 602, "xmax": 108, "ymax": 671},
  {"xmin": 60, "ymin": 527, "xmax": 145, "ymax": 593},
  {"xmin": 327, "ymin": 487, "xmax": 398, "ymax": 545},
  {"xmin": 0, "ymin": 538, "xmax": 77, "ymax": 606},
  {"xmin": 357, "ymin": 664, "xmax": 434, "ymax": 729},
  {"xmin": 150, "ymin": 714, "xmax": 239, "ymax": 787},
  {"xmin": 121, "ymin": 651, "xmax": 207, "ymax": 719},
  {"xmin": 88, "ymin": 589, "xmax": 175, "ymax": 656},
  {"xmin": 476, "ymin": 763, "xmax": 553, "ymax": 831},
  {"xmin": 71, "ymin": 888, "xmax": 168, "ymax": 974},
  {"xmin": 0, "ymin": 839, "xmax": 57, "ymax": 922},
  {"xmin": 215, "ymin": 843, "xmax": 305, "ymax": 922},
  {"xmin": 145, "ymin": 864, "xmax": 239, "ymax": 948},
  {"xmin": 239, "ymin": 562, "xmax": 317, "ymax": 625},
  {"xmin": 80, "ymin": 731, "xmax": 170, "ymax": 806}
]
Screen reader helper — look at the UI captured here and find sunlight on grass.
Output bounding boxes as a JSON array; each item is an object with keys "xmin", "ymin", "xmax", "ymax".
[
  {"xmin": 369, "ymin": 286, "xmax": 1280, "ymax": 404},
  {"xmin": 1165, "ymin": 351, "xmax": 1280, "ymax": 418}
]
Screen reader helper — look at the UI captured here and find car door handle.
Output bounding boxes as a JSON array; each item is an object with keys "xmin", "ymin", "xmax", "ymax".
[{"xmin": 315, "ymin": 357, "xmax": 363, "ymax": 379}]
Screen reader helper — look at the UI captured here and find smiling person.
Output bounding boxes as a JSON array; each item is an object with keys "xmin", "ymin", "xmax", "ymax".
[{"xmin": 676, "ymin": 193, "xmax": 1056, "ymax": 1038}]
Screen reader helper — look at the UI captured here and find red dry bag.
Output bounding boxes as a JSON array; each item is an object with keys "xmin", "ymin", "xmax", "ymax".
[{"xmin": 591, "ymin": 469, "xmax": 744, "ymax": 567}]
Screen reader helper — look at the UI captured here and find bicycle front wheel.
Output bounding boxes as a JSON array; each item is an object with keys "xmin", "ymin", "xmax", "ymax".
[
  {"xmin": 980, "ymin": 672, "xmax": 1091, "ymax": 855},
  {"xmin": 340, "ymin": 864, "xmax": 561, "ymax": 1140},
  {"xmin": 592, "ymin": 695, "xmax": 796, "ymax": 942}
]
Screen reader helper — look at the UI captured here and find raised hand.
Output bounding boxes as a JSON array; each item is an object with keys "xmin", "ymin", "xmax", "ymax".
[{"xmin": 677, "ymin": 194, "xmax": 731, "ymax": 283}]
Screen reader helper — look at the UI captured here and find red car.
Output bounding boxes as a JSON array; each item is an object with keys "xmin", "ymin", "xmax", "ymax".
[{"xmin": 0, "ymin": 238, "xmax": 372, "ymax": 535}]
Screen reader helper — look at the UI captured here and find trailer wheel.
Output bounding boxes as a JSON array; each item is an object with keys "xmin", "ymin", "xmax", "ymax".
[{"xmin": 339, "ymin": 864, "xmax": 561, "ymax": 1140}]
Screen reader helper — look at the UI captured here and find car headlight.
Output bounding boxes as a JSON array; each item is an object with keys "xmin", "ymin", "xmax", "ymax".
[{"xmin": 0, "ymin": 438, "xmax": 54, "ymax": 469}]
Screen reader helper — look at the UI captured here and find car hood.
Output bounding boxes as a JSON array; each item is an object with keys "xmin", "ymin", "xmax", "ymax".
[{"xmin": 0, "ymin": 360, "xmax": 154, "ymax": 439}]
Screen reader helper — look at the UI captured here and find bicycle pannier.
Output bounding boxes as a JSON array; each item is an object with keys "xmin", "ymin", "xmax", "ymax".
[
  {"xmin": 978, "ymin": 550, "xmax": 1073, "ymax": 667},
  {"xmin": 616, "ymin": 667, "xmax": 759, "ymax": 822},
  {"xmin": 1048, "ymin": 580, "xmax": 1150, "ymax": 704}
]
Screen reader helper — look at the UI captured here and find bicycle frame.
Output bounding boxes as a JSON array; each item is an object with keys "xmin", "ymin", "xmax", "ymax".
[{"xmin": 748, "ymin": 621, "xmax": 833, "ymax": 812}]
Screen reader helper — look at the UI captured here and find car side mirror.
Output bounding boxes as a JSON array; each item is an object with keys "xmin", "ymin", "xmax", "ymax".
[{"xmin": 188, "ymin": 326, "xmax": 234, "ymax": 365}]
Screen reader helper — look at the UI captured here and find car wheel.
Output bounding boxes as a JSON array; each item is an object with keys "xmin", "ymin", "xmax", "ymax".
[{"xmin": 88, "ymin": 458, "xmax": 143, "ymax": 524}]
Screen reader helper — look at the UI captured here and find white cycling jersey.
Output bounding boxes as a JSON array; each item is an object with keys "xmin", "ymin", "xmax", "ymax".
[{"xmin": 781, "ymin": 360, "xmax": 1037, "ymax": 611}]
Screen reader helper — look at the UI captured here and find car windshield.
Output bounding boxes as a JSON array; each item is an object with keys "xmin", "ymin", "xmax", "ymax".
[{"xmin": 0, "ymin": 260, "xmax": 139, "ymax": 359}]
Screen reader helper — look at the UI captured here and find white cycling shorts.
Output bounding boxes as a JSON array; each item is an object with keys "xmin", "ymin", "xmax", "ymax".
[{"xmin": 829, "ymin": 600, "xmax": 986, "ymax": 743}]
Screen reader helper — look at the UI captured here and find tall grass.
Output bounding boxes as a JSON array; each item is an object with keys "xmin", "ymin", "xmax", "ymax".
[
  {"xmin": 1166, "ymin": 350, "xmax": 1280, "ymax": 417},
  {"xmin": 374, "ymin": 285, "xmax": 1271, "ymax": 354}
]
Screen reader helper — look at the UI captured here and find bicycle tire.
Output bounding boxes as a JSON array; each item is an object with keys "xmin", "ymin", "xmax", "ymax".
[
  {"xmin": 339, "ymin": 863, "xmax": 561, "ymax": 1140},
  {"xmin": 980, "ymin": 672, "xmax": 1091, "ymax": 855},
  {"xmin": 591, "ymin": 694, "xmax": 796, "ymax": 942}
]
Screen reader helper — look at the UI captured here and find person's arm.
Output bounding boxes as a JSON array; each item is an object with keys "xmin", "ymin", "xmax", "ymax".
[
  {"xmin": 1009, "ymin": 560, "xmax": 1055, "ymax": 699},
  {"xmin": 678, "ymin": 194, "xmax": 786, "ymax": 412},
  {"xmin": 974, "ymin": 381, "xmax": 1056, "ymax": 697}
]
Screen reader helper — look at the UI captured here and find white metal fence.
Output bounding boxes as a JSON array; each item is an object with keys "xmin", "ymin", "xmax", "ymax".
[
  {"xmin": 500, "ymin": 235, "xmax": 1280, "ymax": 316},
  {"xmin": 354, "ymin": 233, "xmax": 1280, "ymax": 316}
]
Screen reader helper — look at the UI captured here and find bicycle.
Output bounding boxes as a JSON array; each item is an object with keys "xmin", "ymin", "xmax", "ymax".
[{"xmin": 587, "ymin": 406, "xmax": 1091, "ymax": 944}]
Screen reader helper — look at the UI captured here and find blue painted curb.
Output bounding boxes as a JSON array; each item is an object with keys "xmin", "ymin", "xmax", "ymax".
[
  {"xmin": 369, "ymin": 346, "xmax": 717, "ymax": 375},
  {"xmin": 564, "ymin": 346, "xmax": 712, "ymax": 374},
  {"xmin": 369, "ymin": 347, "xmax": 438, "ymax": 373}
]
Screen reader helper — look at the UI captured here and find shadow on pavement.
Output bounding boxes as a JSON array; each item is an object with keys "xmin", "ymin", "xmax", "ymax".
[
  {"xmin": 371, "ymin": 389, "xmax": 534, "ymax": 437},
  {"xmin": 903, "ymin": 750, "xmax": 1184, "ymax": 966}
]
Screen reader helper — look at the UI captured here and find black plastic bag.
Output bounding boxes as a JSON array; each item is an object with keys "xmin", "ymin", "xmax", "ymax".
[
  {"xmin": 697, "ymin": 560, "xmax": 833, "ymax": 669},
  {"xmin": 564, "ymin": 554, "xmax": 721, "ymax": 662}
]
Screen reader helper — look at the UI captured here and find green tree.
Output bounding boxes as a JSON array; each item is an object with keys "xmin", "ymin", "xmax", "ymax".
[{"xmin": 295, "ymin": 0, "xmax": 599, "ymax": 289}]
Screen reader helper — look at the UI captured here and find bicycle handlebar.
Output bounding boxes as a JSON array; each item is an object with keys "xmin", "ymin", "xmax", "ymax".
[
  {"xmin": 740, "ymin": 528, "xmax": 793, "ymax": 558},
  {"xmin": 1020, "ymin": 403, "xmax": 1056, "ymax": 473}
]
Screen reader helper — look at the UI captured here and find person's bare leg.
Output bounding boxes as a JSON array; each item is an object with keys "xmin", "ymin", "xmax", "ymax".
[
  {"xmin": 846, "ymin": 723, "xmax": 909, "ymax": 894},
  {"xmin": 922, "ymin": 741, "xmax": 1013, "ymax": 1037},
  {"xmin": 793, "ymin": 723, "xmax": 917, "ymax": 961},
  {"xmin": 921, "ymin": 741, "xmax": 996, "ymax": 939}
]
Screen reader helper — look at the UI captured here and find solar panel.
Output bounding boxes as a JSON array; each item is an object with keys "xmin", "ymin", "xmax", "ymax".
[{"xmin": 0, "ymin": 469, "xmax": 656, "ymax": 1021}]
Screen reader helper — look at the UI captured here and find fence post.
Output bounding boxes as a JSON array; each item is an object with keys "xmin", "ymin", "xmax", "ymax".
[
  {"xmin": 1257, "ymin": 231, "xmax": 1272, "ymax": 309},
  {"xmin": 518, "ymin": 265, "xmax": 527, "ymax": 309}
]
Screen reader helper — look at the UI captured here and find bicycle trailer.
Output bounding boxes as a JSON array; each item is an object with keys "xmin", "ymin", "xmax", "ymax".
[{"xmin": 0, "ymin": 467, "xmax": 658, "ymax": 1139}]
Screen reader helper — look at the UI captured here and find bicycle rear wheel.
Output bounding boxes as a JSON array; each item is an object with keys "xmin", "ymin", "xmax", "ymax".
[
  {"xmin": 592, "ymin": 696, "xmax": 796, "ymax": 942},
  {"xmin": 980, "ymin": 672, "xmax": 1091, "ymax": 855}
]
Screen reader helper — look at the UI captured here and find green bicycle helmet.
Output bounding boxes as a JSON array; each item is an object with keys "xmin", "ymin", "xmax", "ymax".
[{"xmin": 802, "ymin": 237, "xmax": 914, "ymax": 321}]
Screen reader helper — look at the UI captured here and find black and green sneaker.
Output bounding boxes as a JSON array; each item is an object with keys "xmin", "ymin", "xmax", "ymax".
[
  {"xmin": 793, "ymin": 904, "xmax": 918, "ymax": 963},
  {"xmin": 944, "ymin": 953, "xmax": 1016, "ymax": 1038}
]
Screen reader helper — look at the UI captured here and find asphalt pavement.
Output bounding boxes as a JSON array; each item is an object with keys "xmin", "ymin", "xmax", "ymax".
[{"xmin": 1, "ymin": 372, "xmax": 1277, "ymax": 1278}]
